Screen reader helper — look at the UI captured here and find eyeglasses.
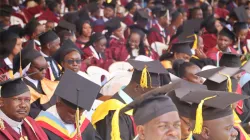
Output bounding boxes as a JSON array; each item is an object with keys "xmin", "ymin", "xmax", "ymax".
[
  {"xmin": 64, "ymin": 59, "xmax": 82, "ymax": 64},
  {"xmin": 11, "ymin": 97, "xmax": 31, "ymax": 104}
]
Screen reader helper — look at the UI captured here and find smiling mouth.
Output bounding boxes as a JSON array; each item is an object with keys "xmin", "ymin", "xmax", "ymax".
[{"xmin": 17, "ymin": 111, "xmax": 27, "ymax": 114}]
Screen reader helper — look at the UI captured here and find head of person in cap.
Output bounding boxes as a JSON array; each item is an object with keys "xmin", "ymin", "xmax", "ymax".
[
  {"xmin": 0, "ymin": 77, "xmax": 49, "ymax": 139},
  {"xmin": 75, "ymin": 17, "xmax": 92, "ymax": 48},
  {"xmin": 183, "ymin": 90, "xmax": 248, "ymax": 140},
  {"xmin": 88, "ymin": 2, "xmax": 101, "ymax": 20},
  {"xmin": 23, "ymin": 18, "xmax": 45, "ymax": 41},
  {"xmin": 133, "ymin": 9, "xmax": 151, "ymax": 28},
  {"xmin": 57, "ymin": 30, "xmax": 76, "ymax": 45},
  {"xmin": 54, "ymin": 19, "xmax": 76, "ymax": 34},
  {"xmin": 169, "ymin": 10, "xmax": 184, "ymax": 34},
  {"xmin": 217, "ymin": 27, "xmax": 237, "ymax": 52},
  {"xmin": 219, "ymin": 53, "xmax": 242, "ymax": 68},
  {"xmin": 105, "ymin": 17, "xmax": 123, "ymax": 40},
  {"xmin": 65, "ymin": 0, "xmax": 78, "ymax": 12},
  {"xmin": 103, "ymin": 1, "xmax": 116, "ymax": 20},
  {"xmin": 125, "ymin": 1, "xmax": 137, "ymax": 16},
  {"xmin": 152, "ymin": 4, "xmax": 170, "ymax": 28},
  {"xmin": 35, "ymin": 69, "xmax": 102, "ymax": 139},
  {"xmin": 233, "ymin": 22, "xmax": 249, "ymax": 44},
  {"xmin": 189, "ymin": 7, "xmax": 203, "ymax": 20},
  {"xmin": 39, "ymin": 30, "xmax": 60, "ymax": 56},
  {"xmin": 0, "ymin": 4, "xmax": 13, "ymax": 28}
]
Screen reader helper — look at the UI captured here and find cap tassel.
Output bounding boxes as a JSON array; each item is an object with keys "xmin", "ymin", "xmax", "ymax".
[
  {"xmin": 0, "ymin": 119, "xmax": 5, "ymax": 130},
  {"xmin": 75, "ymin": 107, "xmax": 81, "ymax": 139},
  {"xmin": 193, "ymin": 95, "xmax": 217, "ymax": 134},
  {"xmin": 186, "ymin": 132, "xmax": 192, "ymax": 140},
  {"xmin": 111, "ymin": 108, "xmax": 122, "ymax": 140},
  {"xmin": 140, "ymin": 65, "xmax": 152, "ymax": 88},
  {"xmin": 219, "ymin": 72, "xmax": 232, "ymax": 92},
  {"xmin": 187, "ymin": 34, "xmax": 198, "ymax": 50},
  {"xmin": 8, "ymin": 70, "xmax": 14, "ymax": 79}
]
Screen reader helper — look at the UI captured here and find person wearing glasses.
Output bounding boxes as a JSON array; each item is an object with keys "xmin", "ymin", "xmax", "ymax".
[
  {"xmin": 15, "ymin": 44, "xmax": 58, "ymax": 119},
  {"xmin": 0, "ymin": 78, "xmax": 48, "ymax": 140}
]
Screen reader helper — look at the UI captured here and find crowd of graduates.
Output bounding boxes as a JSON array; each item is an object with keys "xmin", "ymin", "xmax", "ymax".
[{"xmin": 1, "ymin": 0, "xmax": 250, "ymax": 140}]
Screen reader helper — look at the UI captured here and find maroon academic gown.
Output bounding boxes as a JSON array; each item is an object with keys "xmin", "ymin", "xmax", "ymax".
[
  {"xmin": 0, "ymin": 117, "xmax": 48, "ymax": 140},
  {"xmin": 106, "ymin": 37, "xmax": 127, "ymax": 61},
  {"xmin": 0, "ymin": 59, "xmax": 11, "ymax": 76},
  {"xmin": 23, "ymin": 5, "xmax": 43, "ymax": 21},
  {"xmin": 201, "ymin": 33, "xmax": 217, "ymax": 53},
  {"xmin": 38, "ymin": 9, "xmax": 60, "ymax": 23},
  {"xmin": 83, "ymin": 47, "xmax": 113, "ymax": 70},
  {"xmin": 214, "ymin": 7, "xmax": 229, "ymax": 19},
  {"xmin": 123, "ymin": 14, "xmax": 134, "ymax": 26},
  {"xmin": 206, "ymin": 46, "xmax": 238, "ymax": 61},
  {"xmin": 147, "ymin": 24, "xmax": 167, "ymax": 46}
]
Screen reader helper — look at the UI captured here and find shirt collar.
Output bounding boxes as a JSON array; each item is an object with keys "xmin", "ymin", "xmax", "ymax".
[
  {"xmin": 25, "ymin": 76, "xmax": 39, "ymax": 88},
  {"xmin": 34, "ymin": 39, "xmax": 41, "ymax": 46},
  {"xmin": 0, "ymin": 110, "xmax": 23, "ymax": 128},
  {"xmin": 4, "ymin": 57, "xmax": 13, "ymax": 69},
  {"xmin": 110, "ymin": 35, "xmax": 119, "ymax": 40},
  {"xmin": 156, "ymin": 22, "xmax": 165, "ymax": 32},
  {"xmin": 118, "ymin": 87, "xmax": 133, "ymax": 104}
]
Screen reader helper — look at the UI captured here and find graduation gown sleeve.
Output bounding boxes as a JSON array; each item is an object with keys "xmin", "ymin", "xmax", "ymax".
[
  {"xmin": 147, "ymin": 28, "xmax": 164, "ymax": 46},
  {"xmin": 201, "ymin": 33, "xmax": 217, "ymax": 53},
  {"xmin": 123, "ymin": 14, "xmax": 134, "ymax": 26}
]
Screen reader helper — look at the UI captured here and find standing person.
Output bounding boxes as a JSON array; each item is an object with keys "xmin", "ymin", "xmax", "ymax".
[
  {"xmin": 0, "ymin": 78, "xmax": 48, "ymax": 140},
  {"xmin": 75, "ymin": 18, "xmax": 92, "ymax": 49},
  {"xmin": 39, "ymin": 30, "xmax": 61, "ymax": 81},
  {"xmin": 92, "ymin": 60, "xmax": 171, "ymax": 140},
  {"xmin": 36, "ymin": 70, "xmax": 102, "ymax": 140},
  {"xmin": 123, "ymin": 1, "xmax": 137, "ymax": 26},
  {"xmin": 0, "ymin": 30, "xmax": 22, "ymax": 78}
]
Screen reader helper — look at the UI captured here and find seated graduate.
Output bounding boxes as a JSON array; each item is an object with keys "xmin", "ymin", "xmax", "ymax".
[
  {"xmin": 92, "ymin": 60, "xmax": 171, "ymax": 140},
  {"xmin": 0, "ymin": 30, "xmax": 22, "ymax": 78},
  {"xmin": 15, "ymin": 44, "xmax": 58, "ymax": 118},
  {"xmin": 183, "ymin": 90, "xmax": 248, "ymax": 140},
  {"xmin": 83, "ymin": 32, "xmax": 114, "ymax": 70},
  {"xmin": 233, "ymin": 22, "xmax": 249, "ymax": 54},
  {"xmin": 39, "ymin": 30, "xmax": 61, "ymax": 81},
  {"xmin": 75, "ymin": 17, "xmax": 92, "ymax": 49},
  {"xmin": 206, "ymin": 27, "xmax": 238, "ymax": 62},
  {"xmin": 0, "ymin": 78, "xmax": 48, "ymax": 139},
  {"xmin": 197, "ymin": 66, "xmax": 250, "ymax": 139},
  {"xmin": 36, "ymin": 69, "xmax": 102, "ymax": 140}
]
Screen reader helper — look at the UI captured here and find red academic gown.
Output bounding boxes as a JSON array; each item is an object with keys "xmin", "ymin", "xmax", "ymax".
[
  {"xmin": 201, "ymin": 33, "xmax": 217, "ymax": 53},
  {"xmin": 83, "ymin": 46, "xmax": 113, "ymax": 70},
  {"xmin": 206, "ymin": 46, "xmax": 238, "ymax": 61},
  {"xmin": 123, "ymin": 14, "xmax": 134, "ymax": 26},
  {"xmin": 0, "ymin": 117, "xmax": 48, "ymax": 140},
  {"xmin": 0, "ymin": 59, "xmax": 11, "ymax": 76},
  {"xmin": 38, "ymin": 9, "xmax": 60, "ymax": 23},
  {"xmin": 147, "ymin": 24, "xmax": 167, "ymax": 46},
  {"xmin": 106, "ymin": 37, "xmax": 127, "ymax": 61},
  {"xmin": 214, "ymin": 7, "xmax": 229, "ymax": 19},
  {"xmin": 23, "ymin": 5, "xmax": 44, "ymax": 21}
]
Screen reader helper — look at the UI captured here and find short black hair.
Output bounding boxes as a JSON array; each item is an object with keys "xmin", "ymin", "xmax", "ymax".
[{"xmin": 173, "ymin": 59, "xmax": 195, "ymax": 78}]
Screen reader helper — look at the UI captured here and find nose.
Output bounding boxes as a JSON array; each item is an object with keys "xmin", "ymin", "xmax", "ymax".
[{"xmin": 166, "ymin": 126, "xmax": 179, "ymax": 137}]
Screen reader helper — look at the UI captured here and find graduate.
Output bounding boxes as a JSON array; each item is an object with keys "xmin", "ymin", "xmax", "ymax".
[
  {"xmin": 183, "ymin": 90, "xmax": 248, "ymax": 140},
  {"xmin": 0, "ymin": 30, "xmax": 22, "ymax": 78},
  {"xmin": 75, "ymin": 17, "xmax": 92, "ymax": 49},
  {"xmin": 103, "ymin": 1, "xmax": 116, "ymax": 22},
  {"xmin": 0, "ymin": 4, "xmax": 13, "ymax": 29},
  {"xmin": 54, "ymin": 19, "xmax": 76, "ymax": 35},
  {"xmin": 0, "ymin": 78, "xmax": 48, "ymax": 139},
  {"xmin": 92, "ymin": 60, "xmax": 171, "ymax": 140},
  {"xmin": 35, "ymin": 69, "xmax": 102, "ymax": 140},
  {"xmin": 188, "ymin": 7, "xmax": 203, "ymax": 20},
  {"xmin": 37, "ymin": 0, "xmax": 61, "ymax": 23},
  {"xmin": 233, "ymin": 22, "xmax": 249, "ymax": 54},
  {"xmin": 88, "ymin": 2, "xmax": 105, "ymax": 33},
  {"xmin": 206, "ymin": 27, "xmax": 238, "ymax": 62},
  {"xmin": 123, "ymin": 1, "xmax": 137, "ymax": 26},
  {"xmin": 83, "ymin": 32, "xmax": 114, "ymax": 70},
  {"xmin": 147, "ymin": 4, "xmax": 170, "ymax": 45},
  {"xmin": 214, "ymin": 0, "xmax": 229, "ymax": 19},
  {"xmin": 15, "ymin": 44, "xmax": 58, "ymax": 119},
  {"xmin": 39, "ymin": 30, "xmax": 61, "ymax": 81},
  {"xmin": 168, "ymin": 11, "xmax": 184, "ymax": 37}
]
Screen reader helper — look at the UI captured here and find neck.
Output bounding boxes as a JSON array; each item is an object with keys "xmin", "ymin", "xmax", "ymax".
[
  {"xmin": 123, "ymin": 84, "xmax": 140, "ymax": 99},
  {"xmin": 79, "ymin": 36, "xmax": 89, "ymax": 42},
  {"xmin": 8, "ymin": 55, "xmax": 14, "ymax": 62},
  {"xmin": 41, "ymin": 48, "xmax": 51, "ymax": 56}
]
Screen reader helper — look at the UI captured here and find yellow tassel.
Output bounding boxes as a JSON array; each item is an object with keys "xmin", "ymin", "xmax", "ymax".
[
  {"xmin": 0, "ymin": 119, "xmax": 5, "ymax": 130},
  {"xmin": 75, "ymin": 107, "xmax": 81, "ymax": 139},
  {"xmin": 111, "ymin": 108, "xmax": 122, "ymax": 140},
  {"xmin": 186, "ymin": 132, "xmax": 193, "ymax": 140},
  {"xmin": 107, "ymin": 0, "xmax": 112, "ymax": 3},
  {"xmin": 193, "ymin": 95, "xmax": 217, "ymax": 134},
  {"xmin": 140, "ymin": 65, "xmax": 152, "ymax": 88},
  {"xmin": 187, "ymin": 34, "xmax": 198, "ymax": 50},
  {"xmin": 242, "ymin": 60, "xmax": 247, "ymax": 66},
  {"xmin": 219, "ymin": 72, "xmax": 232, "ymax": 92},
  {"xmin": 8, "ymin": 70, "xmax": 14, "ymax": 79}
]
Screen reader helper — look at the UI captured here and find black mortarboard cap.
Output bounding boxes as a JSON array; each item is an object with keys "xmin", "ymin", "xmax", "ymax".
[
  {"xmin": 105, "ymin": 17, "xmax": 121, "ymax": 33},
  {"xmin": 54, "ymin": 69, "xmax": 101, "ymax": 110},
  {"xmin": 103, "ymin": 1, "xmax": 116, "ymax": 9},
  {"xmin": 89, "ymin": 32, "xmax": 106, "ymax": 45},
  {"xmin": 8, "ymin": 25, "xmax": 24, "ymax": 37},
  {"xmin": 52, "ymin": 39, "xmax": 83, "ymax": 64},
  {"xmin": 62, "ymin": 11, "xmax": 80, "ymax": 24},
  {"xmin": 0, "ymin": 78, "xmax": 29, "ymax": 98},
  {"xmin": 20, "ymin": 44, "xmax": 42, "ymax": 70},
  {"xmin": 233, "ymin": 22, "xmax": 249, "ymax": 32},
  {"xmin": 219, "ymin": 27, "xmax": 236, "ymax": 42},
  {"xmin": 128, "ymin": 59, "xmax": 169, "ymax": 88},
  {"xmin": 0, "ymin": 5, "xmax": 13, "ymax": 17},
  {"xmin": 23, "ymin": 18, "xmax": 40, "ymax": 37},
  {"xmin": 234, "ymin": 6, "xmax": 249, "ymax": 22},
  {"xmin": 219, "ymin": 53, "xmax": 242, "ymax": 67},
  {"xmin": 133, "ymin": 9, "xmax": 151, "ymax": 22},
  {"xmin": 242, "ymin": 61, "xmax": 250, "ymax": 74},
  {"xmin": 152, "ymin": 4, "xmax": 168, "ymax": 18},
  {"xmin": 125, "ymin": 1, "xmax": 136, "ymax": 11},
  {"xmin": 39, "ymin": 30, "xmax": 59, "ymax": 46},
  {"xmin": 88, "ymin": 2, "xmax": 100, "ymax": 13},
  {"xmin": 56, "ymin": 20, "xmax": 76, "ymax": 33},
  {"xmin": 170, "ymin": 41, "xmax": 193, "ymax": 56}
]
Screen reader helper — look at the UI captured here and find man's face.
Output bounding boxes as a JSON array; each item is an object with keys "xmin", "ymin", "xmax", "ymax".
[
  {"xmin": 48, "ymin": 38, "xmax": 60, "ymax": 55},
  {"xmin": 138, "ymin": 111, "xmax": 181, "ymax": 140},
  {"xmin": 45, "ymin": 22, "xmax": 55, "ymax": 31},
  {"xmin": 180, "ymin": 116, "xmax": 191, "ymax": 140},
  {"xmin": 94, "ymin": 38, "xmax": 107, "ymax": 53},
  {"xmin": 183, "ymin": 65, "xmax": 204, "ymax": 84},
  {"xmin": 28, "ymin": 56, "xmax": 48, "ymax": 80},
  {"xmin": 193, "ymin": 114, "xmax": 238, "ymax": 140},
  {"xmin": 104, "ymin": 7, "xmax": 114, "ymax": 19},
  {"xmin": 61, "ymin": 51, "xmax": 82, "ymax": 73},
  {"xmin": 0, "ymin": 91, "xmax": 31, "ymax": 122},
  {"xmin": 237, "ymin": 29, "xmax": 248, "ymax": 42},
  {"xmin": 217, "ymin": 35, "xmax": 233, "ymax": 52},
  {"xmin": 193, "ymin": 9, "xmax": 203, "ymax": 19},
  {"xmin": 159, "ymin": 16, "xmax": 170, "ymax": 28}
]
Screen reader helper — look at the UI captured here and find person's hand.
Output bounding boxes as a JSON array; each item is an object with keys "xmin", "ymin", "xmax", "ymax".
[
  {"xmin": 84, "ymin": 56, "xmax": 93, "ymax": 65},
  {"xmin": 195, "ymin": 48, "xmax": 207, "ymax": 59},
  {"xmin": 0, "ymin": 74, "xmax": 9, "ymax": 83}
]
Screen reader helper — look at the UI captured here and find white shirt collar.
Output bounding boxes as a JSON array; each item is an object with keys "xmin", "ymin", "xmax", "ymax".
[
  {"xmin": 25, "ymin": 76, "xmax": 39, "ymax": 88},
  {"xmin": 34, "ymin": 40, "xmax": 41, "ymax": 46},
  {"xmin": 12, "ymin": 6, "xmax": 20, "ymax": 12},
  {"xmin": 110, "ymin": 35, "xmax": 119, "ymax": 40},
  {"xmin": 128, "ymin": 13, "xmax": 134, "ymax": 18},
  {"xmin": 40, "ymin": 51, "xmax": 49, "ymax": 57},
  {"xmin": 4, "ymin": 57, "xmax": 13, "ymax": 69},
  {"xmin": 0, "ymin": 110, "xmax": 23, "ymax": 134},
  {"xmin": 89, "ymin": 45, "xmax": 100, "ymax": 60}
]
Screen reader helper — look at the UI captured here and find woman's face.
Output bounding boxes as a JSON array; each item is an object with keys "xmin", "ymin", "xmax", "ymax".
[
  {"xmin": 183, "ymin": 65, "xmax": 204, "ymax": 84},
  {"xmin": 82, "ymin": 23, "xmax": 92, "ymax": 37},
  {"xmin": 215, "ymin": 20, "xmax": 223, "ymax": 32},
  {"xmin": 62, "ymin": 51, "xmax": 82, "ymax": 72},
  {"xmin": 129, "ymin": 33, "xmax": 141, "ymax": 49},
  {"xmin": 94, "ymin": 38, "xmax": 107, "ymax": 53},
  {"xmin": 12, "ymin": 38, "xmax": 22, "ymax": 56}
]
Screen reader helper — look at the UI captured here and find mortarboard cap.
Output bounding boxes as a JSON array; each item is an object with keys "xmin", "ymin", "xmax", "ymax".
[
  {"xmin": 128, "ymin": 59, "xmax": 169, "ymax": 88},
  {"xmin": 152, "ymin": 4, "xmax": 169, "ymax": 18},
  {"xmin": 54, "ymin": 69, "xmax": 101, "ymax": 110},
  {"xmin": 133, "ymin": 9, "xmax": 151, "ymax": 22},
  {"xmin": 0, "ymin": 5, "xmax": 13, "ymax": 17},
  {"xmin": 88, "ymin": 32, "xmax": 106, "ymax": 45},
  {"xmin": 218, "ymin": 27, "xmax": 236, "ymax": 42},
  {"xmin": 8, "ymin": 25, "xmax": 24, "ymax": 37},
  {"xmin": 103, "ymin": 1, "xmax": 116, "ymax": 9},
  {"xmin": 170, "ymin": 41, "xmax": 193, "ymax": 56},
  {"xmin": 219, "ymin": 53, "xmax": 242, "ymax": 67},
  {"xmin": 105, "ymin": 17, "xmax": 121, "ymax": 33},
  {"xmin": 62, "ymin": 11, "xmax": 80, "ymax": 24},
  {"xmin": 56, "ymin": 20, "xmax": 76, "ymax": 33},
  {"xmin": 87, "ymin": 2, "xmax": 100, "ymax": 13},
  {"xmin": 39, "ymin": 30, "xmax": 59, "ymax": 46},
  {"xmin": 234, "ymin": 6, "xmax": 249, "ymax": 22}
]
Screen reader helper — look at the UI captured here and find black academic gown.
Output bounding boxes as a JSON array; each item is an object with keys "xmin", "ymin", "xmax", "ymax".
[
  {"xmin": 95, "ymin": 93, "xmax": 135, "ymax": 140},
  {"xmin": 23, "ymin": 79, "xmax": 57, "ymax": 119},
  {"xmin": 43, "ymin": 123, "xmax": 102, "ymax": 140}
]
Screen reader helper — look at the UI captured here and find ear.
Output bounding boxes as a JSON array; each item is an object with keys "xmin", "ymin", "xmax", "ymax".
[
  {"xmin": 137, "ymin": 125, "xmax": 146, "ymax": 140},
  {"xmin": 201, "ymin": 126, "xmax": 210, "ymax": 139}
]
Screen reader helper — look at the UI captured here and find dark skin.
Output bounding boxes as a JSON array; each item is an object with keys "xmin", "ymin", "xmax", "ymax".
[
  {"xmin": 93, "ymin": 38, "xmax": 107, "ymax": 53},
  {"xmin": 217, "ymin": 35, "xmax": 233, "ymax": 52},
  {"xmin": 183, "ymin": 65, "xmax": 204, "ymax": 84},
  {"xmin": 61, "ymin": 51, "xmax": 82, "ymax": 73},
  {"xmin": 31, "ymin": 24, "xmax": 45, "ymax": 40},
  {"xmin": 0, "ymin": 16, "xmax": 10, "ymax": 27},
  {"xmin": 129, "ymin": 5, "xmax": 137, "ymax": 15},
  {"xmin": 236, "ymin": 29, "xmax": 248, "ymax": 42},
  {"xmin": 27, "ymin": 56, "xmax": 48, "ymax": 81},
  {"xmin": 41, "ymin": 38, "xmax": 60, "ymax": 56},
  {"xmin": 137, "ymin": 111, "xmax": 181, "ymax": 140},
  {"xmin": 192, "ymin": 114, "xmax": 238, "ymax": 140},
  {"xmin": 0, "ymin": 91, "xmax": 31, "ymax": 122},
  {"xmin": 56, "ymin": 98, "xmax": 84, "ymax": 124},
  {"xmin": 104, "ymin": 7, "xmax": 114, "ymax": 19},
  {"xmin": 174, "ymin": 52, "xmax": 191, "ymax": 62},
  {"xmin": 180, "ymin": 116, "xmax": 191, "ymax": 140},
  {"xmin": 192, "ymin": 9, "xmax": 203, "ymax": 19},
  {"xmin": 171, "ymin": 13, "xmax": 184, "ymax": 29},
  {"xmin": 158, "ymin": 15, "xmax": 170, "ymax": 28}
]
